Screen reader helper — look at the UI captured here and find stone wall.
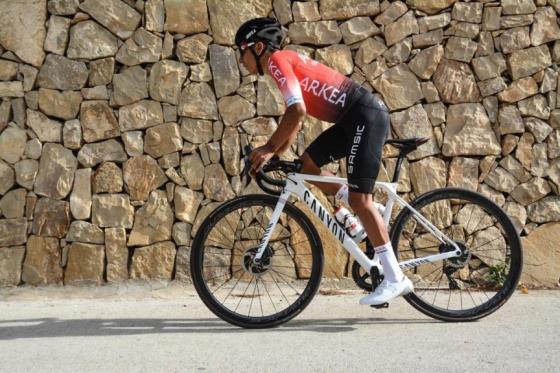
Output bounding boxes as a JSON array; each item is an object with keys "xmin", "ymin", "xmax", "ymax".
[{"xmin": 0, "ymin": 0, "xmax": 559, "ymax": 288}]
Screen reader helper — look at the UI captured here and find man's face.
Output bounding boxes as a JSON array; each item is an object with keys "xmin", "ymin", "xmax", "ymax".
[{"xmin": 238, "ymin": 41, "xmax": 265, "ymax": 75}]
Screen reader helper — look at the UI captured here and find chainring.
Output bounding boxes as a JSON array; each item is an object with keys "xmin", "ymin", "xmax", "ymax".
[{"xmin": 351, "ymin": 241, "xmax": 383, "ymax": 291}]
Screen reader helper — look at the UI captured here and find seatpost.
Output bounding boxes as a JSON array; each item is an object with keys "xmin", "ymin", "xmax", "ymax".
[{"xmin": 391, "ymin": 154, "xmax": 405, "ymax": 183}]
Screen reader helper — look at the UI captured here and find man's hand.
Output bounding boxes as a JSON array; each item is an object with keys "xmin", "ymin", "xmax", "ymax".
[{"xmin": 249, "ymin": 144, "xmax": 275, "ymax": 175}]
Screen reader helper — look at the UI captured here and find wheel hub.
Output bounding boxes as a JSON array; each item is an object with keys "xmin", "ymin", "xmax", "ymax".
[
  {"xmin": 242, "ymin": 247, "xmax": 273, "ymax": 275},
  {"xmin": 440, "ymin": 241, "xmax": 470, "ymax": 268}
]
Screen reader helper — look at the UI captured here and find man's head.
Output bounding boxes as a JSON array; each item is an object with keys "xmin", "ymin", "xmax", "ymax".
[{"xmin": 235, "ymin": 17, "xmax": 283, "ymax": 75}]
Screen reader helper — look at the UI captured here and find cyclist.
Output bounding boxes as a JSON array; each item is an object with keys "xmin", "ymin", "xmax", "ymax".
[{"xmin": 236, "ymin": 17, "xmax": 413, "ymax": 305}]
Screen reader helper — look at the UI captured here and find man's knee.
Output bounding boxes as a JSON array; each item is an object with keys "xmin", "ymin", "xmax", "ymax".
[
  {"xmin": 300, "ymin": 152, "xmax": 321, "ymax": 174},
  {"xmin": 348, "ymin": 192, "xmax": 372, "ymax": 213}
]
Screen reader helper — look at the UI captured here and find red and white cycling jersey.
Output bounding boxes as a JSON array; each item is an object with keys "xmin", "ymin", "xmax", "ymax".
[{"xmin": 267, "ymin": 50, "xmax": 358, "ymax": 123}]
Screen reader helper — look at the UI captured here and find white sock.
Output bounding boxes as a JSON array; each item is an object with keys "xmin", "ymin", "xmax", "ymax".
[
  {"xmin": 374, "ymin": 242, "xmax": 404, "ymax": 283},
  {"xmin": 335, "ymin": 184, "xmax": 349, "ymax": 205}
]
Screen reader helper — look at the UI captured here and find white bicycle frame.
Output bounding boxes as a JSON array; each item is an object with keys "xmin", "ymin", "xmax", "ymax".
[{"xmin": 254, "ymin": 173, "xmax": 462, "ymax": 275}]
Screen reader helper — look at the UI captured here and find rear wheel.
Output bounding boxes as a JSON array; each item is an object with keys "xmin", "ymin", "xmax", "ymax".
[
  {"xmin": 390, "ymin": 188, "xmax": 522, "ymax": 322},
  {"xmin": 190, "ymin": 194, "xmax": 324, "ymax": 328}
]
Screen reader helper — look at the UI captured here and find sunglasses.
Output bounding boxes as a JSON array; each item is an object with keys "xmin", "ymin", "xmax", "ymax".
[{"xmin": 240, "ymin": 41, "xmax": 255, "ymax": 53}]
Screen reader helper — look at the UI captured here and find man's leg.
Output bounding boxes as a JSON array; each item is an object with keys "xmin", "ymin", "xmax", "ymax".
[
  {"xmin": 348, "ymin": 191, "xmax": 413, "ymax": 305},
  {"xmin": 300, "ymin": 152, "xmax": 342, "ymax": 195},
  {"xmin": 341, "ymin": 101, "xmax": 413, "ymax": 305},
  {"xmin": 347, "ymin": 192, "xmax": 388, "ymax": 246},
  {"xmin": 300, "ymin": 124, "xmax": 348, "ymax": 195}
]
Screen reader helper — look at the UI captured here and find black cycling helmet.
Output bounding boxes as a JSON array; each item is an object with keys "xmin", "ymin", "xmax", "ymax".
[
  {"xmin": 235, "ymin": 17, "xmax": 283, "ymax": 50},
  {"xmin": 235, "ymin": 17, "xmax": 283, "ymax": 75}
]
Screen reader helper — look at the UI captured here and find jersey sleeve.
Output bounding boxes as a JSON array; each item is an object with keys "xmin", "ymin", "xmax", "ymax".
[{"xmin": 267, "ymin": 52, "xmax": 304, "ymax": 107}]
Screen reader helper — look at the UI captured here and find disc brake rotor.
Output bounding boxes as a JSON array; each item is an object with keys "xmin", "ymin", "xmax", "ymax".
[{"xmin": 242, "ymin": 247, "xmax": 273, "ymax": 275}]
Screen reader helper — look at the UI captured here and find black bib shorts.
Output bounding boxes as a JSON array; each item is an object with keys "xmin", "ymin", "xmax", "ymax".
[{"xmin": 305, "ymin": 87, "xmax": 390, "ymax": 194}]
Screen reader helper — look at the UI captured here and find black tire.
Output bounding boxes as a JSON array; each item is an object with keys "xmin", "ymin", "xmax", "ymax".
[
  {"xmin": 390, "ymin": 187, "xmax": 522, "ymax": 322},
  {"xmin": 190, "ymin": 194, "xmax": 324, "ymax": 328}
]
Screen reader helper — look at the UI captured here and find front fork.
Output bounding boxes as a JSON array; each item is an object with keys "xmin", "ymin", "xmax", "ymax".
[{"xmin": 253, "ymin": 190, "xmax": 291, "ymax": 262}]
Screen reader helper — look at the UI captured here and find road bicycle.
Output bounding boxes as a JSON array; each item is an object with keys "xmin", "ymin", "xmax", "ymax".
[{"xmin": 190, "ymin": 138, "xmax": 523, "ymax": 328}]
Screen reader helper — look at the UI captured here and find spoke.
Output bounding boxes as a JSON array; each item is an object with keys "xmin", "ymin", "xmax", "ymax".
[
  {"xmin": 248, "ymin": 276, "xmax": 258, "ymax": 317},
  {"xmin": 289, "ymin": 225, "xmax": 305, "ymax": 237},
  {"xmin": 202, "ymin": 250, "xmax": 232, "ymax": 256},
  {"xmin": 470, "ymin": 235, "xmax": 504, "ymax": 252},
  {"xmin": 473, "ymin": 253, "xmax": 507, "ymax": 263},
  {"xmin": 261, "ymin": 276, "xmax": 278, "ymax": 313},
  {"xmin": 234, "ymin": 276, "xmax": 254, "ymax": 313},
  {"xmin": 267, "ymin": 268, "xmax": 296, "ymax": 278},
  {"xmin": 416, "ymin": 264, "xmax": 443, "ymax": 283},
  {"xmin": 245, "ymin": 206, "xmax": 265, "ymax": 226},
  {"xmin": 268, "ymin": 272, "xmax": 291, "ymax": 304},
  {"xmin": 203, "ymin": 265, "xmax": 233, "ymax": 268},
  {"xmin": 469, "ymin": 210, "xmax": 487, "ymax": 235},
  {"xmin": 211, "ymin": 208, "xmax": 257, "ymax": 252},
  {"xmin": 235, "ymin": 238, "xmax": 260, "ymax": 243},
  {"xmin": 224, "ymin": 210, "xmax": 246, "ymax": 252},
  {"xmin": 208, "ymin": 228, "xmax": 235, "ymax": 250},
  {"xmin": 210, "ymin": 268, "xmax": 244, "ymax": 294},
  {"xmin": 270, "ymin": 269, "xmax": 300, "ymax": 296},
  {"xmin": 254, "ymin": 206, "xmax": 270, "ymax": 232},
  {"xmin": 464, "ymin": 284, "xmax": 479, "ymax": 308},
  {"xmin": 418, "ymin": 282, "xmax": 431, "ymax": 298},
  {"xmin": 413, "ymin": 236, "xmax": 441, "ymax": 245},
  {"xmin": 474, "ymin": 247, "xmax": 510, "ymax": 253},
  {"xmin": 419, "ymin": 266, "xmax": 444, "ymax": 298},
  {"xmin": 446, "ymin": 289, "xmax": 452, "ymax": 310},
  {"xmin": 465, "ymin": 204, "xmax": 476, "ymax": 235},
  {"xmin": 271, "ymin": 265, "xmax": 303, "ymax": 269},
  {"xmin": 431, "ymin": 271, "xmax": 445, "ymax": 305},
  {"xmin": 204, "ymin": 238, "xmax": 232, "ymax": 249},
  {"xmin": 289, "ymin": 239, "xmax": 312, "ymax": 247},
  {"xmin": 469, "ymin": 218, "xmax": 484, "ymax": 236},
  {"xmin": 256, "ymin": 277, "xmax": 264, "ymax": 317},
  {"xmin": 205, "ymin": 241, "xmax": 245, "ymax": 256},
  {"xmin": 279, "ymin": 243, "xmax": 295, "ymax": 257},
  {"xmin": 222, "ymin": 271, "xmax": 244, "ymax": 304},
  {"xmin": 203, "ymin": 271, "xmax": 232, "ymax": 283}
]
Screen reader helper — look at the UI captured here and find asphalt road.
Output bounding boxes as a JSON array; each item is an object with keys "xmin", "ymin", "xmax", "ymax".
[{"xmin": 0, "ymin": 283, "xmax": 558, "ymax": 372}]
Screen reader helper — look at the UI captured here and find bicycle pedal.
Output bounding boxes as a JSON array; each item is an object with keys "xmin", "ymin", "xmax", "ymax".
[{"xmin": 370, "ymin": 303, "xmax": 389, "ymax": 309}]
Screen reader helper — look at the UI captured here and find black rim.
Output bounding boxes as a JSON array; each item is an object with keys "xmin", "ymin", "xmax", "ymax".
[
  {"xmin": 391, "ymin": 188, "xmax": 522, "ymax": 321},
  {"xmin": 191, "ymin": 195, "xmax": 323, "ymax": 327}
]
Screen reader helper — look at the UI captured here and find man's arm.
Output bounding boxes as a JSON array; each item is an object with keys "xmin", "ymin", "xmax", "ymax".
[
  {"xmin": 266, "ymin": 102, "xmax": 306, "ymax": 154},
  {"xmin": 249, "ymin": 51, "xmax": 305, "ymax": 171}
]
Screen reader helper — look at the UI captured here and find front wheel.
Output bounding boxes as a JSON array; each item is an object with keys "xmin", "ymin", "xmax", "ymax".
[
  {"xmin": 390, "ymin": 188, "xmax": 523, "ymax": 322},
  {"xmin": 190, "ymin": 194, "xmax": 324, "ymax": 328}
]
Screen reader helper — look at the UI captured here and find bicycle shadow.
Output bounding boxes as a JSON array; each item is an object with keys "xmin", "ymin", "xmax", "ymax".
[{"xmin": 0, "ymin": 317, "xmax": 440, "ymax": 340}]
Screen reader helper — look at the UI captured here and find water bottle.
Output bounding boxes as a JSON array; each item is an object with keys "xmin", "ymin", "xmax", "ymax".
[{"xmin": 334, "ymin": 206, "xmax": 367, "ymax": 242}]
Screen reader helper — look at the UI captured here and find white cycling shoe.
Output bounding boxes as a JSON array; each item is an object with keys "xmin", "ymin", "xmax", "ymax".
[{"xmin": 359, "ymin": 277, "xmax": 414, "ymax": 306}]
